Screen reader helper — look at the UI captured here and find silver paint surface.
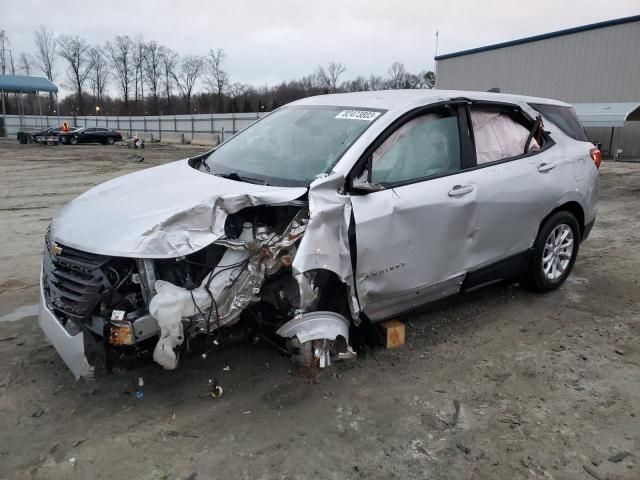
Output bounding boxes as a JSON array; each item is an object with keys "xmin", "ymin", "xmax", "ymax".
[
  {"xmin": 38, "ymin": 271, "xmax": 93, "ymax": 379},
  {"xmin": 40, "ymin": 89, "xmax": 599, "ymax": 375},
  {"xmin": 291, "ymin": 173, "xmax": 361, "ymax": 320},
  {"xmin": 50, "ymin": 159, "xmax": 306, "ymax": 258}
]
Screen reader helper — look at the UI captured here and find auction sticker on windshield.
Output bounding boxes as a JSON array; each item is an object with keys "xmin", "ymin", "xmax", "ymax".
[{"xmin": 335, "ymin": 110, "xmax": 381, "ymax": 121}]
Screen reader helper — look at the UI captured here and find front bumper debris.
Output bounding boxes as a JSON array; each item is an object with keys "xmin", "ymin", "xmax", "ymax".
[{"xmin": 38, "ymin": 271, "xmax": 93, "ymax": 379}]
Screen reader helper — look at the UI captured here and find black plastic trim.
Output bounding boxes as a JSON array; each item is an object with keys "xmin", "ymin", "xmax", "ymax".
[
  {"xmin": 582, "ymin": 219, "xmax": 596, "ymax": 243},
  {"xmin": 461, "ymin": 251, "xmax": 531, "ymax": 293}
]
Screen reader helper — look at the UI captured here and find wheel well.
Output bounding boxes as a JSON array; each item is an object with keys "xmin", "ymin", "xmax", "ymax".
[
  {"xmin": 541, "ymin": 201, "xmax": 585, "ymax": 237},
  {"xmin": 313, "ymin": 270, "xmax": 351, "ymax": 319}
]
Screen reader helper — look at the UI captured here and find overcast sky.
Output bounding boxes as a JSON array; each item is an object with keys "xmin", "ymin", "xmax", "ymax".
[{"xmin": 3, "ymin": 0, "xmax": 639, "ymax": 91}]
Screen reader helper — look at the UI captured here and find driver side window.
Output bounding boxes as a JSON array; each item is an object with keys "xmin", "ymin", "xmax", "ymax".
[{"xmin": 371, "ymin": 112, "xmax": 461, "ymax": 185}]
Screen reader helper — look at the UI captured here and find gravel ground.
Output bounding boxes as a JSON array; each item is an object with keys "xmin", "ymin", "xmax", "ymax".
[{"xmin": 0, "ymin": 139, "xmax": 638, "ymax": 480}]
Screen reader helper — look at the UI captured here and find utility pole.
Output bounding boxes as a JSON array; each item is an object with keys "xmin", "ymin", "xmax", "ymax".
[{"xmin": 434, "ymin": 30, "xmax": 439, "ymax": 77}]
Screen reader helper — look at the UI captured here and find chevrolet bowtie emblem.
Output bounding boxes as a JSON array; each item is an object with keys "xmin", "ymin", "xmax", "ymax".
[{"xmin": 49, "ymin": 242, "xmax": 63, "ymax": 256}]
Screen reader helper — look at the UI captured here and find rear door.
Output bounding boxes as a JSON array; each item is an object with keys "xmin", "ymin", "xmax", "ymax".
[
  {"xmin": 80, "ymin": 128, "xmax": 97, "ymax": 143},
  {"xmin": 96, "ymin": 128, "xmax": 110, "ymax": 142},
  {"xmin": 349, "ymin": 102, "xmax": 480, "ymax": 321},
  {"xmin": 464, "ymin": 102, "xmax": 567, "ymax": 273}
]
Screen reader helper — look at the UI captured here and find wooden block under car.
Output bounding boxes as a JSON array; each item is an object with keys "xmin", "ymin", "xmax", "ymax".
[{"xmin": 379, "ymin": 319, "xmax": 405, "ymax": 349}]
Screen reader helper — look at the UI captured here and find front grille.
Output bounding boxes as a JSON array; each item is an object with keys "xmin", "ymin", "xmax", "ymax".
[{"xmin": 43, "ymin": 236, "xmax": 110, "ymax": 326}]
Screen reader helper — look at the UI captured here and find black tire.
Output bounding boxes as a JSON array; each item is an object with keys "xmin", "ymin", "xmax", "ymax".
[
  {"xmin": 522, "ymin": 211, "xmax": 581, "ymax": 292},
  {"xmin": 69, "ymin": 136, "xmax": 78, "ymax": 145},
  {"xmin": 107, "ymin": 136, "xmax": 116, "ymax": 145}
]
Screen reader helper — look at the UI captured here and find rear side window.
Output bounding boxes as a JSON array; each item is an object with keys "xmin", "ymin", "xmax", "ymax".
[
  {"xmin": 470, "ymin": 106, "xmax": 541, "ymax": 164},
  {"xmin": 530, "ymin": 104, "xmax": 588, "ymax": 142}
]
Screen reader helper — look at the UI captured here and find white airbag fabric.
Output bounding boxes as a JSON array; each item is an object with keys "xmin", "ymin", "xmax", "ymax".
[{"xmin": 471, "ymin": 110, "xmax": 539, "ymax": 164}]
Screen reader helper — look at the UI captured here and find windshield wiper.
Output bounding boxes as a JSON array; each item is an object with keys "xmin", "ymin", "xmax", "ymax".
[{"xmin": 215, "ymin": 171, "xmax": 269, "ymax": 185}]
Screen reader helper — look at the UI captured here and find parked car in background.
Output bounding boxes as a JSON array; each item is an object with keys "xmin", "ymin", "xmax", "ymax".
[
  {"xmin": 17, "ymin": 126, "xmax": 72, "ymax": 145},
  {"xmin": 39, "ymin": 89, "xmax": 599, "ymax": 379},
  {"xmin": 59, "ymin": 127, "xmax": 123, "ymax": 145}
]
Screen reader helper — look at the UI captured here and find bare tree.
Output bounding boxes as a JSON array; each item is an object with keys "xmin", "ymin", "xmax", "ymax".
[
  {"xmin": 227, "ymin": 82, "xmax": 246, "ymax": 98},
  {"xmin": 106, "ymin": 35, "xmax": 134, "ymax": 109},
  {"xmin": 369, "ymin": 74, "xmax": 384, "ymax": 91},
  {"xmin": 227, "ymin": 82, "xmax": 247, "ymax": 112},
  {"xmin": 8, "ymin": 50, "xmax": 15, "ymax": 75},
  {"xmin": 315, "ymin": 61, "xmax": 346, "ymax": 93},
  {"xmin": 159, "ymin": 46, "xmax": 178, "ymax": 111},
  {"xmin": 172, "ymin": 55, "xmax": 203, "ymax": 112},
  {"xmin": 89, "ymin": 47, "xmax": 109, "ymax": 103},
  {"xmin": 204, "ymin": 48, "xmax": 228, "ymax": 112},
  {"xmin": 143, "ymin": 41, "xmax": 163, "ymax": 113},
  {"xmin": 300, "ymin": 74, "xmax": 316, "ymax": 95},
  {"xmin": 388, "ymin": 62, "xmax": 406, "ymax": 89},
  {"xmin": 402, "ymin": 73, "xmax": 422, "ymax": 89},
  {"xmin": 132, "ymin": 36, "xmax": 145, "ymax": 106},
  {"xmin": 33, "ymin": 26, "xmax": 57, "ymax": 111},
  {"xmin": 0, "ymin": 30, "xmax": 10, "ymax": 75},
  {"xmin": 57, "ymin": 35, "xmax": 94, "ymax": 114},
  {"xmin": 19, "ymin": 53, "xmax": 33, "ymax": 75},
  {"xmin": 33, "ymin": 26, "xmax": 56, "ymax": 81},
  {"xmin": 344, "ymin": 76, "xmax": 369, "ymax": 92}
]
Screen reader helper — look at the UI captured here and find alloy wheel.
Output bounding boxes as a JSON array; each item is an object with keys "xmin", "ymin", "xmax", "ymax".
[{"xmin": 542, "ymin": 224, "xmax": 574, "ymax": 281}]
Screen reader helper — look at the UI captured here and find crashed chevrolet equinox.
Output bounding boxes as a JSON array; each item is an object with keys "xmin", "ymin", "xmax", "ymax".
[{"xmin": 39, "ymin": 90, "xmax": 599, "ymax": 378}]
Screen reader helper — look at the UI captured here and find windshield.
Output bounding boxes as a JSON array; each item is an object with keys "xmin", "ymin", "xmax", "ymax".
[{"xmin": 203, "ymin": 105, "xmax": 385, "ymax": 186}]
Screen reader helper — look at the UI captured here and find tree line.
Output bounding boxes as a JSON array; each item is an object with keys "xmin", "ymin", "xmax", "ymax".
[{"xmin": 0, "ymin": 27, "xmax": 435, "ymax": 117}]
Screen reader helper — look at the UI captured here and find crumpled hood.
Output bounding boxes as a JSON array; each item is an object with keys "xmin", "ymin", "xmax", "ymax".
[{"xmin": 51, "ymin": 159, "xmax": 307, "ymax": 258}]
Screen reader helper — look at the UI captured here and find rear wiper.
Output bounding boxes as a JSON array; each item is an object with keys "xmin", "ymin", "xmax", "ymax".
[{"xmin": 215, "ymin": 171, "xmax": 269, "ymax": 185}]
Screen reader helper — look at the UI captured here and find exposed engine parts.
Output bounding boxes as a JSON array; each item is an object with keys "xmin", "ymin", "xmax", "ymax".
[
  {"xmin": 41, "ymin": 204, "xmax": 356, "ymax": 373},
  {"xmin": 40, "ymin": 167, "xmax": 363, "ymax": 378},
  {"xmin": 148, "ymin": 208, "xmax": 313, "ymax": 369}
]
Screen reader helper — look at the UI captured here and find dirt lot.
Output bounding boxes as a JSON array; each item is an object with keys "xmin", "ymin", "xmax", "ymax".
[{"xmin": 0, "ymin": 139, "xmax": 638, "ymax": 480}]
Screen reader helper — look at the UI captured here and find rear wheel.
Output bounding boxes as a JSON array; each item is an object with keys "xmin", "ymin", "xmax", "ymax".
[
  {"xmin": 69, "ymin": 136, "xmax": 78, "ymax": 145},
  {"xmin": 522, "ymin": 211, "xmax": 580, "ymax": 291}
]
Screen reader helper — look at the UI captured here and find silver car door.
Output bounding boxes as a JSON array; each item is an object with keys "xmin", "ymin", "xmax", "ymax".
[
  {"xmin": 466, "ymin": 104, "xmax": 567, "ymax": 270},
  {"xmin": 350, "ymin": 103, "xmax": 479, "ymax": 321}
]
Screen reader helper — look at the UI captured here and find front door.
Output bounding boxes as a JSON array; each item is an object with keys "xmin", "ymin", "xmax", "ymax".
[{"xmin": 350, "ymin": 104, "xmax": 479, "ymax": 321}]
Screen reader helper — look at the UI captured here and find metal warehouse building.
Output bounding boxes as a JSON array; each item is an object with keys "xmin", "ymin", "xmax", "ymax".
[{"xmin": 435, "ymin": 15, "xmax": 640, "ymax": 157}]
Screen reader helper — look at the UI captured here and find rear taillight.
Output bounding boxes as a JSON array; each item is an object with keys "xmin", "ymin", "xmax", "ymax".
[{"xmin": 590, "ymin": 148, "xmax": 602, "ymax": 170}]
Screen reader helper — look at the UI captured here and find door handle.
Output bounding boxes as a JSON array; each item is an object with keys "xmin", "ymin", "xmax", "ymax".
[
  {"xmin": 538, "ymin": 162, "xmax": 556, "ymax": 172},
  {"xmin": 448, "ymin": 184, "xmax": 474, "ymax": 197}
]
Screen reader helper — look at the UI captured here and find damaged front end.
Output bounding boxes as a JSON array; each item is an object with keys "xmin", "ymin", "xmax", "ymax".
[{"xmin": 39, "ymin": 170, "xmax": 358, "ymax": 378}]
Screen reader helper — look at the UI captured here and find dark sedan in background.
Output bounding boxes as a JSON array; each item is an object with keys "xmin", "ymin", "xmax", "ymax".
[
  {"xmin": 59, "ymin": 127, "xmax": 123, "ymax": 145},
  {"xmin": 17, "ymin": 127, "xmax": 75, "ymax": 144}
]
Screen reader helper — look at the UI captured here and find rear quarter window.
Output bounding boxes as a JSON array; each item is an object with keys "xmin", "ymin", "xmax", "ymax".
[{"xmin": 530, "ymin": 103, "xmax": 589, "ymax": 142}]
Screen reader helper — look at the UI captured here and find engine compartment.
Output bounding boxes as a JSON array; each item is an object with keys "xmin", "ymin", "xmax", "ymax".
[{"xmin": 44, "ymin": 203, "xmax": 355, "ymax": 373}]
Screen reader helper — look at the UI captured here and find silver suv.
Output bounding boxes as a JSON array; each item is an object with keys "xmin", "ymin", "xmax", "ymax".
[{"xmin": 39, "ymin": 90, "xmax": 599, "ymax": 378}]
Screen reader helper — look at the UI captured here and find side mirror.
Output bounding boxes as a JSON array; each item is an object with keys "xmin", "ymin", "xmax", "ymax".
[{"xmin": 351, "ymin": 178, "xmax": 384, "ymax": 193}]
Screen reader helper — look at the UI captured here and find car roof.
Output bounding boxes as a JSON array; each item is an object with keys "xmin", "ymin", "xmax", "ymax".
[{"xmin": 289, "ymin": 89, "xmax": 572, "ymax": 111}]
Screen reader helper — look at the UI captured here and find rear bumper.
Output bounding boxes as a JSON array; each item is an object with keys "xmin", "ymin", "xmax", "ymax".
[{"xmin": 38, "ymin": 270, "xmax": 93, "ymax": 379}]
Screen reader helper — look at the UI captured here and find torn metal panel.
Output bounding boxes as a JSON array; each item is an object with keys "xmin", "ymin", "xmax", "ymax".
[
  {"xmin": 50, "ymin": 159, "xmax": 306, "ymax": 258},
  {"xmin": 276, "ymin": 311, "xmax": 350, "ymax": 344},
  {"xmin": 291, "ymin": 173, "xmax": 360, "ymax": 320},
  {"xmin": 148, "ymin": 212, "xmax": 308, "ymax": 369},
  {"xmin": 38, "ymin": 270, "xmax": 93, "ymax": 379}
]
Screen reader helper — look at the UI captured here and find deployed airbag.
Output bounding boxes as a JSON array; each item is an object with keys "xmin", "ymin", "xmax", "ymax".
[{"xmin": 471, "ymin": 110, "xmax": 539, "ymax": 164}]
